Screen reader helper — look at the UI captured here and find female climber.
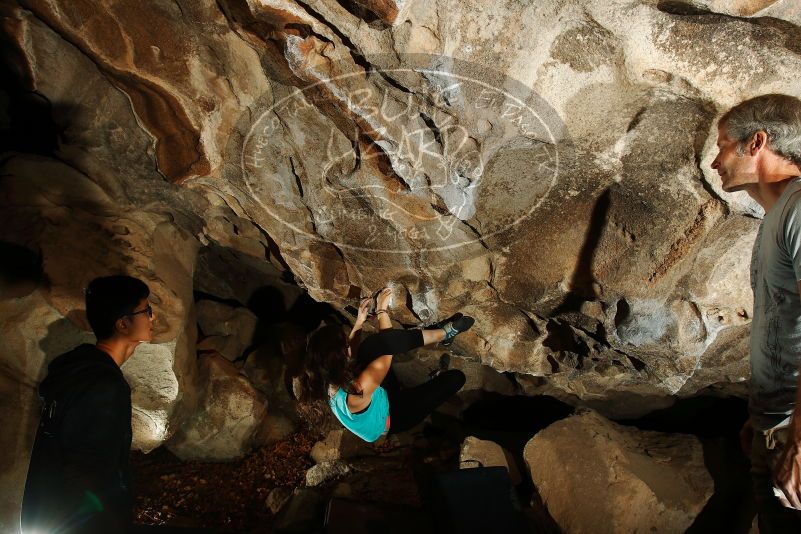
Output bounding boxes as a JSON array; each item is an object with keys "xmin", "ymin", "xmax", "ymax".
[{"xmin": 298, "ymin": 287, "xmax": 474, "ymax": 442}]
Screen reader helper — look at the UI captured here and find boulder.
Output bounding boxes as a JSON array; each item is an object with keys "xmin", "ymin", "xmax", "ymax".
[
  {"xmin": 459, "ymin": 436, "xmax": 522, "ymax": 486},
  {"xmin": 310, "ymin": 429, "xmax": 375, "ymax": 464},
  {"xmin": 523, "ymin": 411, "xmax": 713, "ymax": 533},
  {"xmin": 6, "ymin": 0, "xmax": 797, "ymax": 422},
  {"xmin": 196, "ymin": 299, "xmax": 259, "ymax": 361},
  {"xmin": 167, "ymin": 353, "xmax": 267, "ymax": 460},
  {"xmin": 241, "ymin": 322, "xmax": 308, "ymax": 443},
  {"xmin": 305, "ymin": 461, "xmax": 351, "ymax": 487}
]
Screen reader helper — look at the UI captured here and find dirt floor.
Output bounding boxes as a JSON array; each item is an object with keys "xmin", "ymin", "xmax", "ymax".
[
  {"xmin": 131, "ymin": 432, "xmax": 316, "ymax": 532},
  {"xmin": 128, "ymin": 396, "xmax": 574, "ymax": 533},
  {"xmin": 129, "ymin": 410, "xmax": 558, "ymax": 533}
]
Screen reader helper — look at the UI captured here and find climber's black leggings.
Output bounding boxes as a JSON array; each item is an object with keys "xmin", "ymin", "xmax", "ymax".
[{"xmin": 357, "ymin": 329, "xmax": 466, "ymax": 434}]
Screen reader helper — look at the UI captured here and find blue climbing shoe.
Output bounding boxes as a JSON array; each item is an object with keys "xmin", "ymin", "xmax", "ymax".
[{"xmin": 440, "ymin": 314, "xmax": 475, "ymax": 346}]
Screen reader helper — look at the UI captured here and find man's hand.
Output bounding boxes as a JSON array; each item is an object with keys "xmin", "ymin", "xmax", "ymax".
[
  {"xmin": 774, "ymin": 434, "xmax": 801, "ymax": 509},
  {"xmin": 740, "ymin": 418, "xmax": 753, "ymax": 457}
]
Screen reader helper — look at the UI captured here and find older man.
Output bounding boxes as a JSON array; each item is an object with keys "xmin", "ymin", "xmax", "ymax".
[{"xmin": 712, "ymin": 94, "xmax": 801, "ymax": 532}]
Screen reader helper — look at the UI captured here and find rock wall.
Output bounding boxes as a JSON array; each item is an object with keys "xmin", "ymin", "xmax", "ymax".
[
  {"xmin": 5, "ymin": 0, "xmax": 789, "ymax": 411},
  {"xmin": 2, "ymin": 0, "xmax": 800, "ymax": 526}
]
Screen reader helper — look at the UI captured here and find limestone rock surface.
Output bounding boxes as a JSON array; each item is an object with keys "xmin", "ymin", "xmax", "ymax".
[
  {"xmin": 196, "ymin": 299, "xmax": 259, "ymax": 361},
  {"xmin": 310, "ymin": 429, "xmax": 376, "ymax": 464},
  {"xmin": 305, "ymin": 461, "xmax": 351, "ymax": 487},
  {"xmin": 167, "ymin": 353, "xmax": 267, "ymax": 460},
  {"xmin": 523, "ymin": 411, "xmax": 714, "ymax": 533},
  {"xmin": 459, "ymin": 436, "xmax": 522, "ymax": 486},
  {"xmin": 4, "ymin": 0, "xmax": 789, "ymax": 422}
]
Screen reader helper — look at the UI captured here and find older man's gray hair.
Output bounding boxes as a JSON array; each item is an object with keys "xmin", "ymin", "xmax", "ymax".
[{"xmin": 721, "ymin": 94, "xmax": 801, "ymax": 167}]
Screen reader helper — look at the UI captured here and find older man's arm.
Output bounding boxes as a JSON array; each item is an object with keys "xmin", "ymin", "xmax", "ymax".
[{"xmin": 773, "ymin": 280, "xmax": 801, "ymax": 509}]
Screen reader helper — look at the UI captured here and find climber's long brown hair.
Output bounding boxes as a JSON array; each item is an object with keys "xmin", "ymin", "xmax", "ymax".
[{"xmin": 297, "ymin": 323, "xmax": 360, "ymax": 403}]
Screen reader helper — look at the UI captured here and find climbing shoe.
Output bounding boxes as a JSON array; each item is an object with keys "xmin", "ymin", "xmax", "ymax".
[{"xmin": 440, "ymin": 314, "xmax": 475, "ymax": 346}]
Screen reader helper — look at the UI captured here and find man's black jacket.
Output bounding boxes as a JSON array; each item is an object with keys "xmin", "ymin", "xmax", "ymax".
[{"xmin": 21, "ymin": 344, "xmax": 133, "ymax": 533}]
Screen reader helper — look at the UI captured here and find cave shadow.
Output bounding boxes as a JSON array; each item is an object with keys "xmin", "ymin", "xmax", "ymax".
[
  {"xmin": 540, "ymin": 318, "xmax": 591, "ymax": 363},
  {"xmin": 686, "ymin": 436, "xmax": 756, "ymax": 533},
  {"xmin": 242, "ymin": 285, "xmax": 348, "ymax": 355},
  {"xmin": 549, "ymin": 187, "xmax": 611, "ymax": 317},
  {"xmin": 0, "ymin": 35, "xmax": 63, "ymax": 158},
  {"xmin": 203, "ymin": 284, "xmax": 350, "ymax": 400},
  {"xmin": 247, "ymin": 285, "xmax": 348, "ymax": 334},
  {"xmin": 410, "ymin": 394, "xmax": 575, "ymax": 534},
  {"xmin": 0, "ymin": 241, "xmax": 48, "ymax": 300},
  {"xmin": 0, "ymin": 87, "xmax": 62, "ymax": 158},
  {"xmin": 459, "ymin": 393, "xmax": 576, "ymax": 454},
  {"xmin": 332, "ymin": 0, "xmax": 387, "ymax": 28},
  {"xmin": 655, "ymin": 0, "xmax": 714, "ymax": 17},
  {"xmin": 543, "ymin": 187, "xmax": 612, "ymax": 368}
]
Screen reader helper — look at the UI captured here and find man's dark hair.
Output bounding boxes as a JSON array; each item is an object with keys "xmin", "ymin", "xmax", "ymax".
[{"xmin": 85, "ymin": 275, "xmax": 150, "ymax": 340}]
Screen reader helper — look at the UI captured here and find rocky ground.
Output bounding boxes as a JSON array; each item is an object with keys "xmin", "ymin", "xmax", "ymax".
[
  {"xmin": 129, "ymin": 393, "xmax": 753, "ymax": 533},
  {"xmin": 132, "ymin": 432, "xmax": 315, "ymax": 532},
  {"xmin": 131, "ymin": 410, "xmax": 555, "ymax": 532}
]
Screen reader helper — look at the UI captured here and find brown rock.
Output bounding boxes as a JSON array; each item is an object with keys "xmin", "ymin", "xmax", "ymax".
[
  {"xmin": 196, "ymin": 300, "xmax": 258, "ymax": 361},
  {"xmin": 305, "ymin": 461, "xmax": 350, "ymax": 487},
  {"xmin": 459, "ymin": 436, "xmax": 522, "ymax": 486},
  {"xmin": 310, "ymin": 429, "xmax": 375, "ymax": 464},
  {"xmin": 167, "ymin": 354, "xmax": 267, "ymax": 460},
  {"xmin": 523, "ymin": 411, "xmax": 713, "ymax": 533}
]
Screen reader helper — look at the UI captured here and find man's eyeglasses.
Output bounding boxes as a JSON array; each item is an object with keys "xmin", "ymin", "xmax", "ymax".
[{"xmin": 126, "ymin": 304, "xmax": 153, "ymax": 319}]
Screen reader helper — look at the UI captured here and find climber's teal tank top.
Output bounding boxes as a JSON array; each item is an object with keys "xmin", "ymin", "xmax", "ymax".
[{"xmin": 328, "ymin": 386, "xmax": 390, "ymax": 442}]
